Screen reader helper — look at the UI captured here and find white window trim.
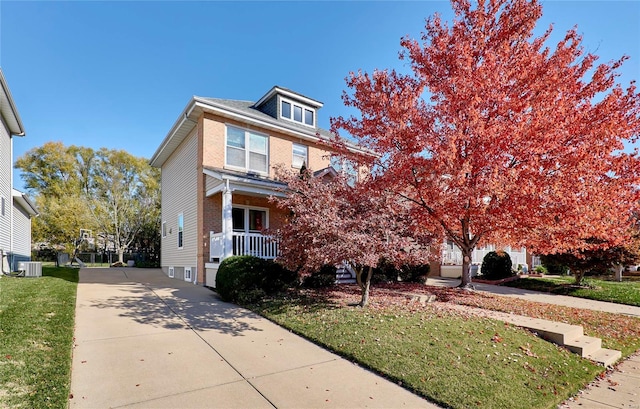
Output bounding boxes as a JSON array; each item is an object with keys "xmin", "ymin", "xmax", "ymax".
[
  {"xmin": 177, "ymin": 213, "xmax": 184, "ymax": 249},
  {"xmin": 161, "ymin": 221, "xmax": 167, "ymax": 238},
  {"xmin": 232, "ymin": 205, "xmax": 270, "ymax": 233},
  {"xmin": 280, "ymin": 97, "xmax": 315, "ymax": 127},
  {"xmin": 184, "ymin": 267, "xmax": 192, "ymax": 282},
  {"xmin": 224, "ymin": 124, "xmax": 269, "ymax": 175},
  {"xmin": 168, "ymin": 266, "xmax": 175, "ymax": 278},
  {"xmin": 292, "ymin": 143, "xmax": 308, "ymax": 169}
]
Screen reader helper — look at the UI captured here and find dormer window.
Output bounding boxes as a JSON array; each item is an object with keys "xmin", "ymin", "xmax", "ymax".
[{"xmin": 281, "ymin": 98, "xmax": 315, "ymax": 127}]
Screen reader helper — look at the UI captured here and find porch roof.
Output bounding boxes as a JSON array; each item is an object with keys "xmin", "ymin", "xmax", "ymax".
[{"xmin": 204, "ymin": 166, "xmax": 287, "ymax": 198}]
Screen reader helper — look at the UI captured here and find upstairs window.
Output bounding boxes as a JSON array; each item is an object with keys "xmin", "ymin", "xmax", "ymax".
[
  {"xmin": 292, "ymin": 143, "xmax": 308, "ymax": 169},
  {"xmin": 331, "ymin": 156, "xmax": 358, "ymax": 186},
  {"xmin": 226, "ymin": 125, "xmax": 268, "ymax": 174},
  {"xmin": 281, "ymin": 98, "xmax": 314, "ymax": 126}
]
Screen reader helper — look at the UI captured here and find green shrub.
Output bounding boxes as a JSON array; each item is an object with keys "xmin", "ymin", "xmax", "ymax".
[
  {"xmin": 398, "ymin": 263, "xmax": 430, "ymax": 283},
  {"xmin": 134, "ymin": 259, "xmax": 160, "ymax": 268},
  {"xmin": 303, "ymin": 264, "xmax": 337, "ymax": 288},
  {"xmin": 481, "ymin": 251, "xmax": 514, "ymax": 280},
  {"xmin": 215, "ymin": 256, "xmax": 298, "ymax": 304},
  {"xmin": 534, "ymin": 265, "xmax": 548, "ymax": 274},
  {"xmin": 372, "ymin": 260, "xmax": 431, "ymax": 284},
  {"xmin": 539, "ymin": 255, "xmax": 570, "ymax": 276}
]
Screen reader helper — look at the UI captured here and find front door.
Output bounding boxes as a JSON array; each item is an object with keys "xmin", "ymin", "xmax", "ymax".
[{"xmin": 231, "ymin": 207, "xmax": 268, "ymax": 255}]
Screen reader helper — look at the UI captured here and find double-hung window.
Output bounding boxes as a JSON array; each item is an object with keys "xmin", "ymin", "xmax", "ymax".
[
  {"xmin": 226, "ymin": 125, "xmax": 268, "ymax": 174},
  {"xmin": 292, "ymin": 143, "xmax": 308, "ymax": 169},
  {"xmin": 331, "ymin": 156, "xmax": 358, "ymax": 186}
]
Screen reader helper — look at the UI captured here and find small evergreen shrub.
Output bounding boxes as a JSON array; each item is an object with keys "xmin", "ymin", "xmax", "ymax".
[
  {"xmin": 398, "ymin": 264, "xmax": 430, "ymax": 283},
  {"xmin": 539, "ymin": 255, "xmax": 570, "ymax": 276},
  {"xmin": 303, "ymin": 264, "xmax": 337, "ymax": 288},
  {"xmin": 480, "ymin": 251, "xmax": 514, "ymax": 280},
  {"xmin": 215, "ymin": 256, "xmax": 298, "ymax": 304},
  {"xmin": 372, "ymin": 260, "xmax": 431, "ymax": 284}
]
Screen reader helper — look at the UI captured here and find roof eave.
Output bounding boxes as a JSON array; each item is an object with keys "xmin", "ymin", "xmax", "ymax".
[
  {"xmin": 12, "ymin": 189, "xmax": 38, "ymax": 216},
  {"xmin": 0, "ymin": 69, "xmax": 26, "ymax": 137}
]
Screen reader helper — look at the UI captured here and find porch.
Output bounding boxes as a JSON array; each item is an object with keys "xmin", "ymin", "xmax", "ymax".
[{"xmin": 209, "ymin": 231, "xmax": 279, "ymax": 263}]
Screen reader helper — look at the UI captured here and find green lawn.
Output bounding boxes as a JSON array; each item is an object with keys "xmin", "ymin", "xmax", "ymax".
[
  {"xmin": 0, "ymin": 267, "xmax": 78, "ymax": 409},
  {"xmin": 252, "ymin": 289, "xmax": 603, "ymax": 409},
  {"xmin": 504, "ymin": 275, "xmax": 640, "ymax": 307}
]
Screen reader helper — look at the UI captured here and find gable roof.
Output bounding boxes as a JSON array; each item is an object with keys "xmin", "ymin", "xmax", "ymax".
[
  {"xmin": 0, "ymin": 69, "xmax": 25, "ymax": 137},
  {"xmin": 150, "ymin": 86, "xmax": 367, "ymax": 168},
  {"xmin": 254, "ymin": 85, "xmax": 323, "ymax": 109}
]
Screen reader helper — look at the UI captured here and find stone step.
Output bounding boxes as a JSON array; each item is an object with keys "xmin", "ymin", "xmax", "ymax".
[
  {"xmin": 565, "ymin": 335, "xmax": 602, "ymax": 357},
  {"xmin": 529, "ymin": 321, "xmax": 584, "ymax": 345},
  {"xmin": 586, "ymin": 348, "xmax": 622, "ymax": 367},
  {"xmin": 455, "ymin": 306, "xmax": 621, "ymax": 366}
]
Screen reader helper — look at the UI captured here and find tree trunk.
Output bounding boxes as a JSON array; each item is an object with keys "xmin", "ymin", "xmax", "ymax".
[
  {"xmin": 359, "ymin": 266, "xmax": 373, "ymax": 307},
  {"xmin": 573, "ymin": 269, "xmax": 585, "ymax": 285},
  {"xmin": 118, "ymin": 249, "xmax": 124, "ymax": 264},
  {"xmin": 614, "ymin": 264, "xmax": 624, "ymax": 282},
  {"xmin": 459, "ymin": 245, "xmax": 473, "ymax": 288}
]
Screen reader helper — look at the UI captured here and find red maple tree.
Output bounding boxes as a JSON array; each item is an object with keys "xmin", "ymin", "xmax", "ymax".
[
  {"xmin": 271, "ymin": 167, "xmax": 432, "ymax": 306},
  {"xmin": 331, "ymin": 0, "xmax": 640, "ymax": 287}
]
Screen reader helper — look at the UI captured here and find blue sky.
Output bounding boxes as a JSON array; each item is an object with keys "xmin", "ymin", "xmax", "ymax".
[{"xmin": 2, "ymin": 1, "xmax": 639, "ymax": 192}]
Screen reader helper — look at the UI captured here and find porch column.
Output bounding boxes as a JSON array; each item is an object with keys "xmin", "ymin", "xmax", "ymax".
[{"xmin": 222, "ymin": 180, "xmax": 234, "ymax": 259}]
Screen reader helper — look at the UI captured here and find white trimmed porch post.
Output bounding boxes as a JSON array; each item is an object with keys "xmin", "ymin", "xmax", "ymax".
[{"xmin": 222, "ymin": 180, "xmax": 233, "ymax": 259}]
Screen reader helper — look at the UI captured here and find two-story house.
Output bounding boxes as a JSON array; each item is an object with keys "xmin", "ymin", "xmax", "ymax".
[
  {"xmin": 1, "ymin": 68, "xmax": 38, "ymax": 272},
  {"xmin": 150, "ymin": 86, "xmax": 360, "ymax": 287}
]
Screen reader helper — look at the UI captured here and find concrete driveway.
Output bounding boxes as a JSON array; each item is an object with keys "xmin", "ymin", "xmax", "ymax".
[{"xmin": 69, "ymin": 268, "xmax": 437, "ymax": 408}]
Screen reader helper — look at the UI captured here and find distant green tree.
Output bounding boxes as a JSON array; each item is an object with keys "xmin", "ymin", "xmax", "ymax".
[{"xmin": 15, "ymin": 143, "xmax": 160, "ymax": 261}]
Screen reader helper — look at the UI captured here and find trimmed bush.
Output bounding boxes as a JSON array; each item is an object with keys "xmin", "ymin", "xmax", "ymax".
[
  {"xmin": 372, "ymin": 260, "xmax": 431, "ymax": 284},
  {"xmin": 303, "ymin": 264, "xmax": 337, "ymax": 288},
  {"xmin": 215, "ymin": 256, "xmax": 298, "ymax": 304},
  {"xmin": 539, "ymin": 255, "xmax": 570, "ymax": 276},
  {"xmin": 481, "ymin": 251, "xmax": 514, "ymax": 280}
]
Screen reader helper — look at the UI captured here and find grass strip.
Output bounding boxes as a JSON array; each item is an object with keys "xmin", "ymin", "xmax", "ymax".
[
  {"xmin": 252, "ymin": 291, "xmax": 602, "ymax": 409},
  {"xmin": 0, "ymin": 267, "xmax": 78, "ymax": 409},
  {"xmin": 504, "ymin": 276, "xmax": 640, "ymax": 307}
]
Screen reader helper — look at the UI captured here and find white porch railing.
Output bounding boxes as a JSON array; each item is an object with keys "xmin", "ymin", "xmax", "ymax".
[
  {"xmin": 441, "ymin": 245, "xmax": 527, "ymax": 268},
  {"xmin": 210, "ymin": 231, "xmax": 279, "ymax": 262}
]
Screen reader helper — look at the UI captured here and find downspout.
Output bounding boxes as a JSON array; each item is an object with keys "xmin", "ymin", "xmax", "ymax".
[{"xmin": 9, "ymin": 136, "xmax": 13, "ymax": 271}]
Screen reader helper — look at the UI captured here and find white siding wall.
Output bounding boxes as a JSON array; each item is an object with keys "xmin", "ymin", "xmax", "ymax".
[
  {"xmin": 160, "ymin": 130, "xmax": 198, "ymax": 275},
  {"xmin": 0, "ymin": 121, "xmax": 11, "ymax": 252},
  {"xmin": 12, "ymin": 201, "xmax": 31, "ymax": 258}
]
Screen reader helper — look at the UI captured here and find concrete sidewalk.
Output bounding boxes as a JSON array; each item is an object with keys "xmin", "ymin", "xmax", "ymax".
[
  {"xmin": 69, "ymin": 268, "xmax": 437, "ymax": 408},
  {"xmin": 426, "ymin": 276, "xmax": 640, "ymax": 408},
  {"xmin": 426, "ymin": 276, "xmax": 640, "ymax": 318}
]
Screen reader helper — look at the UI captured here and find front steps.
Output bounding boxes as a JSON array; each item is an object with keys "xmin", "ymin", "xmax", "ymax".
[
  {"xmin": 445, "ymin": 304, "xmax": 622, "ymax": 366},
  {"xmin": 488, "ymin": 312, "xmax": 621, "ymax": 366}
]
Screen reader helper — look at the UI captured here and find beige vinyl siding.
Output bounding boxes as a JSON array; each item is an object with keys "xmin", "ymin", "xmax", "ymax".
[
  {"xmin": 11, "ymin": 201, "xmax": 31, "ymax": 260},
  {"xmin": 0, "ymin": 121, "xmax": 11, "ymax": 252},
  {"xmin": 161, "ymin": 129, "xmax": 198, "ymax": 269}
]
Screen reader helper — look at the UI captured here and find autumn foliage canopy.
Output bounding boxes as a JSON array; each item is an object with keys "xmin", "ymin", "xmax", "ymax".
[{"xmin": 330, "ymin": 0, "xmax": 640, "ymax": 285}]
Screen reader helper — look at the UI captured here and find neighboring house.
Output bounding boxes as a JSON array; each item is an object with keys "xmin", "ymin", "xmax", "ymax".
[
  {"xmin": 1, "ymin": 68, "xmax": 37, "ymax": 272},
  {"xmin": 437, "ymin": 241, "xmax": 530, "ymax": 278},
  {"xmin": 150, "ymin": 86, "xmax": 363, "ymax": 286}
]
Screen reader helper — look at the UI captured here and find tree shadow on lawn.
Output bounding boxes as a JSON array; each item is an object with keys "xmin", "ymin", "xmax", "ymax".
[{"xmin": 88, "ymin": 286, "xmax": 265, "ymax": 336}]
